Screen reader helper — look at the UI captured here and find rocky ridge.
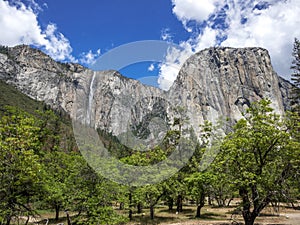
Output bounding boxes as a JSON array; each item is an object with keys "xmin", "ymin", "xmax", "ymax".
[{"xmin": 0, "ymin": 45, "xmax": 293, "ymax": 140}]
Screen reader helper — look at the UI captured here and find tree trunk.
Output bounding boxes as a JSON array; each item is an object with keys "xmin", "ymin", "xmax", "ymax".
[
  {"xmin": 216, "ymin": 197, "xmax": 222, "ymax": 207},
  {"xmin": 196, "ymin": 205, "xmax": 202, "ymax": 218},
  {"xmin": 150, "ymin": 205, "xmax": 154, "ymax": 220},
  {"xmin": 5, "ymin": 215, "xmax": 11, "ymax": 225},
  {"xmin": 195, "ymin": 202, "xmax": 205, "ymax": 218},
  {"xmin": 176, "ymin": 195, "xmax": 183, "ymax": 212},
  {"xmin": 239, "ymin": 187, "xmax": 257, "ymax": 225},
  {"xmin": 65, "ymin": 210, "xmax": 72, "ymax": 225},
  {"xmin": 290, "ymin": 201, "xmax": 297, "ymax": 210},
  {"xmin": 137, "ymin": 202, "xmax": 142, "ymax": 214},
  {"xmin": 227, "ymin": 198, "xmax": 233, "ymax": 207},
  {"xmin": 119, "ymin": 202, "xmax": 124, "ymax": 210},
  {"xmin": 167, "ymin": 197, "xmax": 174, "ymax": 211},
  {"xmin": 55, "ymin": 204, "xmax": 60, "ymax": 220},
  {"xmin": 243, "ymin": 214, "xmax": 256, "ymax": 225},
  {"xmin": 196, "ymin": 191, "xmax": 206, "ymax": 218},
  {"xmin": 222, "ymin": 198, "xmax": 226, "ymax": 207},
  {"xmin": 25, "ymin": 216, "xmax": 30, "ymax": 225},
  {"xmin": 129, "ymin": 192, "xmax": 133, "ymax": 221},
  {"xmin": 208, "ymin": 195, "xmax": 212, "ymax": 206},
  {"xmin": 129, "ymin": 209, "xmax": 133, "ymax": 221}
]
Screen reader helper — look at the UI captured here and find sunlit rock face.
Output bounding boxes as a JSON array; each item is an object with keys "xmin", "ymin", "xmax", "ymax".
[
  {"xmin": 168, "ymin": 47, "xmax": 293, "ymax": 134},
  {"xmin": 0, "ymin": 45, "xmax": 293, "ymax": 137}
]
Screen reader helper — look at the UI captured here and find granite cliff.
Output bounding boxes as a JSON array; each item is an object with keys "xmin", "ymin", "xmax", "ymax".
[
  {"xmin": 169, "ymin": 47, "xmax": 292, "ymax": 134},
  {"xmin": 0, "ymin": 45, "xmax": 293, "ymax": 140}
]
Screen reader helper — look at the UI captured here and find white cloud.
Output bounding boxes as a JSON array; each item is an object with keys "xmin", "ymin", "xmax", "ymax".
[
  {"xmin": 79, "ymin": 49, "xmax": 101, "ymax": 65},
  {"xmin": 43, "ymin": 24, "xmax": 74, "ymax": 61},
  {"xmin": 158, "ymin": 44, "xmax": 192, "ymax": 90},
  {"xmin": 161, "ymin": 28, "xmax": 173, "ymax": 41},
  {"xmin": 171, "ymin": 0, "xmax": 217, "ymax": 25},
  {"xmin": 148, "ymin": 63, "xmax": 155, "ymax": 72},
  {"xmin": 0, "ymin": 0, "xmax": 46, "ymax": 46},
  {"xmin": 159, "ymin": 0, "xmax": 300, "ymax": 90},
  {"xmin": 0, "ymin": 0, "xmax": 74, "ymax": 61},
  {"xmin": 26, "ymin": 0, "xmax": 42, "ymax": 12},
  {"xmin": 157, "ymin": 28, "xmax": 219, "ymax": 90},
  {"xmin": 221, "ymin": 0, "xmax": 300, "ymax": 78},
  {"xmin": 194, "ymin": 27, "xmax": 218, "ymax": 51}
]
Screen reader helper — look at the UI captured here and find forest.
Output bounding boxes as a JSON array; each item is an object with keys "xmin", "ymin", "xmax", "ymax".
[{"xmin": 0, "ymin": 40, "xmax": 299, "ymax": 225}]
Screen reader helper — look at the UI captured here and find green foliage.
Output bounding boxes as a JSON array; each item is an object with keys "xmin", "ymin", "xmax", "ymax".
[
  {"xmin": 219, "ymin": 99, "xmax": 293, "ymax": 186},
  {"xmin": 121, "ymin": 146, "xmax": 167, "ymax": 166},
  {"xmin": 120, "ymin": 147, "xmax": 170, "ymax": 219},
  {"xmin": 0, "ymin": 46, "xmax": 9, "ymax": 55},
  {"xmin": 1, "ymin": 77, "xmax": 299, "ymax": 225},
  {"xmin": 0, "ymin": 103, "xmax": 128, "ymax": 224},
  {"xmin": 77, "ymin": 205, "xmax": 127, "ymax": 225},
  {"xmin": 185, "ymin": 172, "xmax": 214, "ymax": 214},
  {"xmin": 97, "ymin": 129, "xmax": 132, "ymax": 158},
  {"xmin": 41, "ymin": 152, "xmax": 78, "ymax": 219},
  {"xmin": 0, "ymin": 80, "xmax": 43, "ymax": 116},
  {"xmin": 73, "ymin": 180, "xmax": 128, "ymax": 225},
  {"xmin": 0, "ymin": 107, "xmax": 44, "ymax": 224},
  {"xmin": 214, "ymin": 99, "xmax": 300, "ymax": 225},
  {"xmin": 132, "ymin": 183, "xmax": 166, "ymax": 220}
]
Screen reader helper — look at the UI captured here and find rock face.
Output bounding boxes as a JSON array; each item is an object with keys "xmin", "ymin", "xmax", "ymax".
[
  {"xmin": 168, "ymin": 47, "xmax": 293, "ymax": 134},
  {"xmin": 0, "ymin": 45, "xmax": 166, "ymax": 137},
  {"xmin": 0, "ymin": 45, "xmax": 294, "ymax": 138}
]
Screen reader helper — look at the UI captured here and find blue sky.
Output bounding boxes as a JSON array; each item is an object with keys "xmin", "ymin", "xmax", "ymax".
[
  {"xmin": 0, "ymin": 0, "xmax": 300, "ymax": 89},
  {"xmin": 33, "ymin": 0, "xmax": 188, "ymax": 84},
  {"xmin": 36, "ymin": 0, "xmax": 188, "ymax": 56}
]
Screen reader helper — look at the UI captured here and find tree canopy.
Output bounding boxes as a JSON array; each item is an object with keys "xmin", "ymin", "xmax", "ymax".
[{"xmin": 213, "ymin": 99, "xmax": 300, "ymax": 225}]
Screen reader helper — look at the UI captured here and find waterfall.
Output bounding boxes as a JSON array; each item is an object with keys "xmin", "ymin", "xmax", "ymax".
[{"xmin": 86, "ymin": 72, "xmax": 96, "ymax": 126}]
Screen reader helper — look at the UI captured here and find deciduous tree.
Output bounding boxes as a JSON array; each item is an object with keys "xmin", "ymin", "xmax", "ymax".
[
  {"xmin": 0, "ymin": 107, "xmax": 44, "ymax": 225},
  {"xmin": 214, "ymin": 99, "xmax": 300, "ymax": 225}
]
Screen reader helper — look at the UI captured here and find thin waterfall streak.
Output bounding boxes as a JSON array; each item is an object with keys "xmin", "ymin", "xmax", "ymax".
[{"xmin": 87, "ymin": 72, "xmax": 96, "ymax": 126}]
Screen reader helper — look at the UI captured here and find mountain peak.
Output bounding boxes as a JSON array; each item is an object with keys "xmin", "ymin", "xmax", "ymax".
[
  {"xmin": 169, "ymin": 46, "xmax": 292, "ymax": 127},
  {"xmin": 0, "ymin": 45, "xmax": 293, "ymax": 137}
]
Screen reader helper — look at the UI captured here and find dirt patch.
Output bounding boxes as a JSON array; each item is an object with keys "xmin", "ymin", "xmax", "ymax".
[
  {"xmin": 157, "ymin": 204, "xmax": 300, "ymax": 225},
  {"xmin": 161, "ymin": 212, "xmax": 300, "ymax": 225}
]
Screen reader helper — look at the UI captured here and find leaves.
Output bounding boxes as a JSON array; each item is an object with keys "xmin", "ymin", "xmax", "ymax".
[
  {"xmin": 0, "ymin": 106, "xmax": 129, "ymax": 225},
  {"xmin": 213, "ymin": 99, "xmax": 300, "ymax": 224},
  {"xmin": 0, "ymin": 107, "xmax": 44, "ymax": 224},
  {"xmin": 0, "ymin": 98, "xmax": 299, "ymax": 225}
]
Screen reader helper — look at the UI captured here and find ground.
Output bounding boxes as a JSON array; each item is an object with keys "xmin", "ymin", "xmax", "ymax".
[
  {"xmin": 128, "ymin": 201, "xmax": 300, "ymax": 225},
  {"xmin": 17, "ymin": 201, "xmax": 300, "ymax": 225}
]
